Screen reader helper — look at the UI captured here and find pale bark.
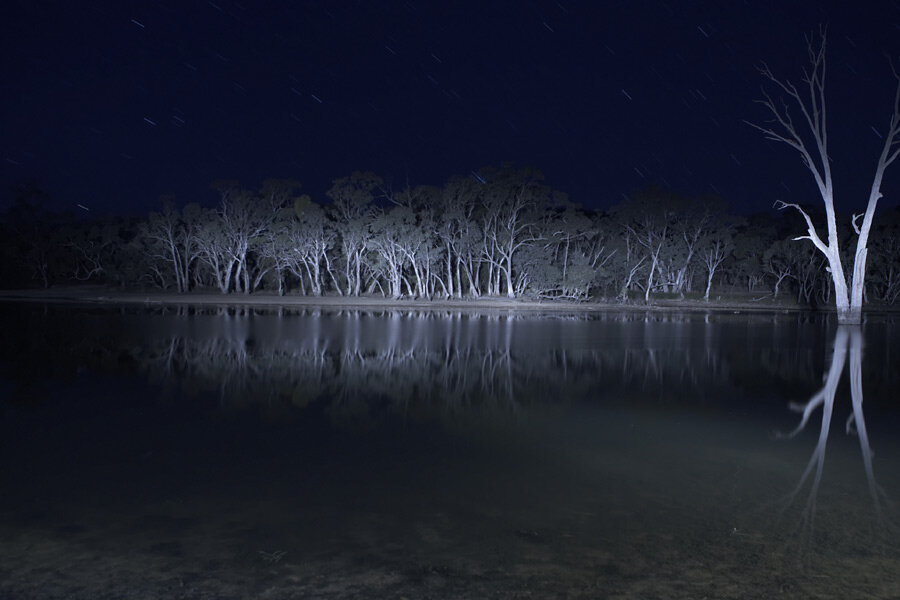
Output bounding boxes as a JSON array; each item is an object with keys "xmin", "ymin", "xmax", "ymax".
[
  {"xmin": 748, "ymin": 29, "xmax": 900, "ymax": 324},
  {"xmin": 776, "ymin": 327, "xmax": 888, "ymax": 539},
  {"xmin": 701, "ymin": 237, "xmax": 730, "ymax": 301}
]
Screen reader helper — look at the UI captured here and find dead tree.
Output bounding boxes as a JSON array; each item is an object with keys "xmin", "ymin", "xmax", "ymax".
[{"xmin": 747, "ymin": 28, "xmax": 900, "ymax": 324}]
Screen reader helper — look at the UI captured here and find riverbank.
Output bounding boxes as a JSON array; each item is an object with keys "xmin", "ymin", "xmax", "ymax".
[{"xmin": 0, "ymin": 284, "xmax": 837, "ymax": 316}]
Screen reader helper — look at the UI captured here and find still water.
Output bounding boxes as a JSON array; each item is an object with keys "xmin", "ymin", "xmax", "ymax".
[{"xmin": 1, "ymin": 303, "xmax": 898, "ymax": 599}]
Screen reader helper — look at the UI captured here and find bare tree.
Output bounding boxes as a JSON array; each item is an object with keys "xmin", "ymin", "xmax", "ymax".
[
  {"xmin": 217, "ymin": 183, "xmax": 285, "ymax": 294},
  {"xmin": 748, "ymin": 28, "xmax": 900, "ymax": 323},
  {"xmin": 613, "ymin": 191, "xmax": 673, "ymax": 304},
  {"xmin": 368, "ymin": 205, "xmax": 410, "ymax": 299},
  {"xmin": 327, "ymin": 172, "xmax": 380, "ymax": 296},
  {"xmin": 762, "ymin": 239, "xmax": 795, "ymax": 300},
  {"xmin": 439, "ymin": 176, "xmax": 484, "ymax": 298},
  {"xmin": 701, "ymin": 229, "xmax": 732, "ymax": 302},
  {"xmin": 64, "ymin": 223, "xmax": 115, "ymax": 282},
  {"xmin": 659, "ymin": 197, "xmax": 716, "ymax": 297},
  {"xmin": 478, "ymin": 166, "xmax": 547, "ymax": 298},
  {"xmin": 140, "ymin": 201, "xmax": 201, "ymax": 293},
  {"xmin": 194, "ymin": 207, "xmax": 238, "ymax": 294}
]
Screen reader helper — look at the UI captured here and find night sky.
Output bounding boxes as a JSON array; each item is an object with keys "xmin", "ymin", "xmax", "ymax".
[{"xmin": 2, "ymin": 1, "xmax": 899, "ymax": 217}]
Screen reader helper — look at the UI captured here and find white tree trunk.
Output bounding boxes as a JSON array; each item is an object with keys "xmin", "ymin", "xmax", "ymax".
[{"xmin": 748, "ymin": 29, "xmax": 900, "ymax": 324}]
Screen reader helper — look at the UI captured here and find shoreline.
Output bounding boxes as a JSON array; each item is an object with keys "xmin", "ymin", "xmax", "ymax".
[{"xmin": 0, "ymin": 285, "xmax": 840, "ymax": 315}]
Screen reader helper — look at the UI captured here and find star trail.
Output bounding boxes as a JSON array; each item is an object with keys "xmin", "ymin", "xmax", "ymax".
[{"xmin": 1, "ymin": 0, "xmax": 898, "ymax": 215}]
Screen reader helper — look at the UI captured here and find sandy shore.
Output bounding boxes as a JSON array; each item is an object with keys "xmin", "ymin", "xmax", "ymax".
[{"xmin": 0, "ymin": 285, "xmax": 821, "ymax": 315}]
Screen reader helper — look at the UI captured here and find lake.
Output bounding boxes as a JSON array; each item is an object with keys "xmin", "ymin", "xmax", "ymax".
[{"xmin": 1, "ymin": 303, "xmax": 898, "ymax": 599}]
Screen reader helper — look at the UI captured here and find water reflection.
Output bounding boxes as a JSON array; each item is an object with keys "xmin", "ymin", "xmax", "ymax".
[
  {"xmin": 133, "ymin": 309, "xmax": 766, "ymax": 423},
  {"xmin": 2, "ymin": 305, "xmax": 899, "ymax": 598},
  {"xmin": 775, "ymin": 326, "xmax": 893, "ymax": 546},
  {"xmin": 4, "ymin": 305, "xmax": 898, "ymax": 414}
]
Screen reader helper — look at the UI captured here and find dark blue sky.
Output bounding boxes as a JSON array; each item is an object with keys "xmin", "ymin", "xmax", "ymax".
[{"xmin": 2, "ymin": 1, "xmax": 899, "ymax": 216}]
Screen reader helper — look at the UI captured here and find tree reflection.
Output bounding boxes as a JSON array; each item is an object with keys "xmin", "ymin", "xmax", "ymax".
[
  {"xmin": 775, "ymin": 326, "xmax": 892, "ymax": 545},
  {"xmin": 133, "ymin": 310, "xmax": 748, "ymax": 425}
]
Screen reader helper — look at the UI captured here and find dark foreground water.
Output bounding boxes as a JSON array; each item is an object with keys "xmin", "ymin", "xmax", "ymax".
[{"xmin": 1, "ymin": 303, "xmax": 899, "ymax": 600}]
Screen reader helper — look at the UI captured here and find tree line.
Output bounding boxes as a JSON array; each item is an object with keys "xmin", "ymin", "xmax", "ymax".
[{"xmin": 2, "ymin": 165, "xmax": 899, "ymax": 306}]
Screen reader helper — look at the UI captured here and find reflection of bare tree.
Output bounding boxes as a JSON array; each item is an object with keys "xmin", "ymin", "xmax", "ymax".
[
  {"xmin": 846, "ymin": 327, "xmax": 891, "ymax": 530},
  {"xmin": 776, "ymin": 326, "xmax": 893, "ymax": 545}
]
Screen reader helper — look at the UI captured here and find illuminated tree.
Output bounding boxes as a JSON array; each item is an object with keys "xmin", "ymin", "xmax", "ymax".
[
  {"xmin": 140, "ymin": 200, "xmax": 201, "ymax": 293},
  {"xmin": 439, "ymin": 176, "xmax": 484, "ymax": 298},
  {"xmin": 478, "ymin": 165, "xmax": 548, "ymax": 298},
  {"xmin": 612, "ymin": 188, "xmax": 678, "ymax": 303},
  {"xmin": 700, "ymin": 224, "xmax": 733, "ymax": 302},
  {"xmin": 368, "ymin": 205, "xmax": 411, "ymax": 299},
  {"xmin": 327, "ymin": 172, "xmax": 380, "ymax": 296},
  {"xmin": 748, "ymin": 28, "xmax": 900, "ymax": 323}
]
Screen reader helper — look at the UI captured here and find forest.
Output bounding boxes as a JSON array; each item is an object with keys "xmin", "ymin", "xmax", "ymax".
[{"xmin": 2, "ymin": 164, "xmax": 899, "ymax": 306}]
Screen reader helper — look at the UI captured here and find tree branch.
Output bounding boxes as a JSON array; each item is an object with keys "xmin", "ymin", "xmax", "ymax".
[
  {"xmin": 747, "ymin": 29, "xmax": 833, "ymax": 201},
  {"xmin": 774, "ymin": 200, "xmax": 829, "ymax": 255}
]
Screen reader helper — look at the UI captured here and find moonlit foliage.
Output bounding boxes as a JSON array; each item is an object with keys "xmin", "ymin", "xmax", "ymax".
[{"xmin": 2, "ymin": 168, "xmax": 900, "ymax": 305}]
